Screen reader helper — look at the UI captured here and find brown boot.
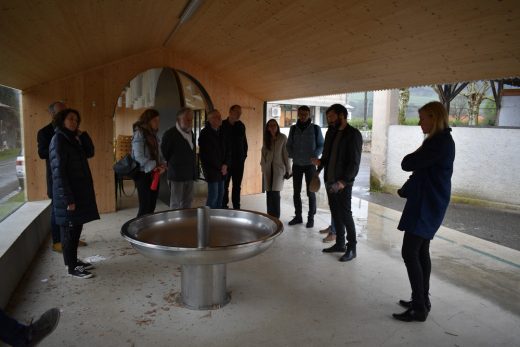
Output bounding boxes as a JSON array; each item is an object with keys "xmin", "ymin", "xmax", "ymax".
[
  {"xmin": 52, "ymin": 243, "xmax": 62, "ymax": 253},
  {"xmin": 323, "ymin": 233, "xmax": 335, "ymax": 243}
]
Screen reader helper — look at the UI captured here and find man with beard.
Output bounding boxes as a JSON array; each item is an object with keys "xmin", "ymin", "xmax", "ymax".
[{"xmin": 312, "ymin": 104, "xmax": 362, "ymax": 262}]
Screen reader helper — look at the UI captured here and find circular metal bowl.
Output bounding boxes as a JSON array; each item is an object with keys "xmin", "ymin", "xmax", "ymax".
[{"xmin": 121, "ymin": 208, "xmax": 283, "ymax": 265}]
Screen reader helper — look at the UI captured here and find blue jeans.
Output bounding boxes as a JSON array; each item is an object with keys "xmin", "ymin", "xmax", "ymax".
[
  {"xmin": 206, "ymin": 180, "xmax": 224, "ymax": 209},
  {"xmin": 330, "ymin": 216, "xmax": 336, "ymax": 234},
  {"xmin": 0, "ymin": 309, "xmax": 28, "ymax": 346}
]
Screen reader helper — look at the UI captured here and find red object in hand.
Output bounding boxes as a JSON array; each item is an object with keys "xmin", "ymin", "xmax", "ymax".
[{"xmin": 150, "ymin": 169, "xmax": 160, "ymax": 191}]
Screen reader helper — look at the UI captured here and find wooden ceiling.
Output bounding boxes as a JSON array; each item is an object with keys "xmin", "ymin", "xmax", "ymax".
[{"xmin": 0, "ymin": 0, "xmax": 519, "ymax": 100}]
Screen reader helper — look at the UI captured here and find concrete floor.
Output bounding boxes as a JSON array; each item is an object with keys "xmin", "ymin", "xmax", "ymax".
[{"xmin": 5, "ymin": 191, "xmax": 520, "ymax": 347}]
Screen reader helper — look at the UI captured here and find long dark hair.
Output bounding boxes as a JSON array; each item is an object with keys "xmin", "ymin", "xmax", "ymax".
[
  {"xmin": 54, "ymin": 108, "xmax": 81, "ymax": 130},
  {"xmin": 133, "ymin": 109, "xmax": 160, "ymax": 162},
  {"xmin": 264, "ymin": 119, "xmax": 280, "ymax": 151}
]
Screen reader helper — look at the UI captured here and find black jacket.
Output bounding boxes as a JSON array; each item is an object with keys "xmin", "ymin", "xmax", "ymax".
[
  {"xmin": 161, "ymin": 126, "xmax": 197, "ymax": 182},
  {"xmin": 221, "ymin": 119, "xmax": 248, "ymax": 163},
  {"xmin": 37, "ymin": 122, "xmax": 55, "ymax": 198},
  {"xmin": 318, "ymin": 125, "xmax": 338, "ymax": 172},
  {"xmin": 321, "ymin": 124, "xmax": 362, "ymax": 185},
  {"xmin": 398, "ymin": 128, "xmax": 455, "ymax": 240},
  {"xmin": 49, "ymin": 128, "xmax": 99, "ymax": 226},
  {"xmin": 198, "ymin": 124, "xmax": 231, "ymax": 182}
]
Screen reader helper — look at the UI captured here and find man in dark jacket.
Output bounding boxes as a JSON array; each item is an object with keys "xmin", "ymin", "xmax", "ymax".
[
  {"xmin": 314, "ymin": 104, "xmax": 362, "ymax": 262},
  {"xmin": 199, "ymin": 110, "xmax": 231, "ymax": 208},
  {"xmin": 161, "ymin": 107, "xmax": 197, "ymax": 209},
  {"xmin": 37, "ymin": 101, "xmax": 85, "ymax": 252},
  {"xmin": 286, "ymin": 105, "xmax": 324, "ymax": 228},
  {"xmin": 221, "ymin": 104, "xmax": 248, "ymax": 209}
]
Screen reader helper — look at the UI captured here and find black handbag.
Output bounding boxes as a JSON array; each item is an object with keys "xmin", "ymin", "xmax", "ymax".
[{"xmin": 113, "ymin": 154, "xmax": 139, "ymax": 178}]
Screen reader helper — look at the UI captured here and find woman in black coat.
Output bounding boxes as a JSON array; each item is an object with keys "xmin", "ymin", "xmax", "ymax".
[
  {"xmin": 50, "ymin": 109, "xmax": 99, "ymax": 279},
  {"xmin": 393, "ymin": 101, "xmax": 455, "ymax": 322}
]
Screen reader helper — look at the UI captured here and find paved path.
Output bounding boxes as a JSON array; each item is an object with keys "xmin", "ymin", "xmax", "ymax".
[
  {"xmin": 0, "ymin": 158, "xmax": 19, "ymax": 200},
  {"xmin": 282, "ymin": 152, "xmax": 520, "ymax": 251}
]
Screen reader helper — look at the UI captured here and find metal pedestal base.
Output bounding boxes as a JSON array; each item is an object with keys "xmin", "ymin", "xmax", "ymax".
[{"xmin": 179, "ymin": 264, "xmax": 231, "ymax": 310}]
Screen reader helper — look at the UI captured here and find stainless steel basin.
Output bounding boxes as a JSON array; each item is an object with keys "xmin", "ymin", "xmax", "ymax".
[
  {"xmin": 121, "ymin": 208, "xmax": 283, "ymax": 264},
  {"xmin": 121, "ymin": 208, "xmax": 283, "ymax": 309}
]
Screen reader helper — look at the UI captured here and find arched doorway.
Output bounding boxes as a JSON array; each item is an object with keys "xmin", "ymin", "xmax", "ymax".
[{"xmin": 113, "ymin": 67, "xmax": 212, "ymax": 210}]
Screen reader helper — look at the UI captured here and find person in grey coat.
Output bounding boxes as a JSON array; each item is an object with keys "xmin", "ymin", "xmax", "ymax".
[{"xmin": 261, "ymin": 119, "xmax": 291, "ymax": 218}]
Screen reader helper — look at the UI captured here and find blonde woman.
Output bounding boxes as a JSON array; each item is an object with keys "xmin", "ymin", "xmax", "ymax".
[
  {"xmin": 393, "ymin": 101, "xmax": 455, "ymax": 322},
  {"xmin": 261, "ymin": 119, "xmax": 291, "ymax": 218}
]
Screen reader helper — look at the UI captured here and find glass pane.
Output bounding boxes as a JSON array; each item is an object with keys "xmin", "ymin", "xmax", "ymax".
[
  {"xmin": 177, "ymin": 72, "xmax": 208, "ymax": 110},
  {"xmin": 0, "ymin": 85, "xmax": 25, "ymax": 222}
]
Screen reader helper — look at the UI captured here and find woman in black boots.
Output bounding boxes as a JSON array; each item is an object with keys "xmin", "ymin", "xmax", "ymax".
[
  {"xmin": 50, "ymin": 109, "xmax": 99, "ymax": 279},
  {"xmin": 131, "ymin": 109, "xmax": 166, "ymax": 217},
  {"xmin": 260, "ymin": 119, "xmax": 291, "ymax": 218},
  {"xmin": 393, "ymin": 101, "xmax": 455, "ymax": 322}
]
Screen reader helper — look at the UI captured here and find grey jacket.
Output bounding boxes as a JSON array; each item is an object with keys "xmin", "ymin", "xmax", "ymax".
[
  {"xmin": 132, "ymin": 130, "xmax": 164, "ymax": 173},
  {"xmin": 286, "ymin": 121, "xmax": 324, "ymax": 166},
  {"xmin": 261, "ymin": 134, "xmax": 291, "ymax": 191}
]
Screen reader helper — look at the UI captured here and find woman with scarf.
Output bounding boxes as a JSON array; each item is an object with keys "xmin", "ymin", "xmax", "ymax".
[{"xmin": 132, "ymin": 109, "xmax": 166, "ymax": 217}]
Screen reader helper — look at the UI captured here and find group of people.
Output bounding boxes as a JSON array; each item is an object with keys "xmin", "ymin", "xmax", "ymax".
[
  {"xmin": 261, "ymin": 104, "xmax": 362, "ymax": 263},
  {"xmin": 130, "ymin": 105, "xmax": 248, "ymax": 216},
  {"xmin": 14, "ymin": 99, "xmax": 452, "ymax": 337},
  {"xmin": 261, "ymin": 101, "xmax": 455, "ymax": 323}
]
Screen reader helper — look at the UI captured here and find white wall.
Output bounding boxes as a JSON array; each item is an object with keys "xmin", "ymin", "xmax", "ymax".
[
  {"xmin": 498, "ymin": 94, "xmax": 520, "ymax": 127},
  {"xmin": 386, "ymin": 126, "xmax": 520, "ymax": 206}
]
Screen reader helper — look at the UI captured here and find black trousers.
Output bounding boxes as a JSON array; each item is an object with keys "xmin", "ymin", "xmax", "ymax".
[
  {"xmin": 266, "ymin": 191, "xmax": 281, "ymax": 218},
  {"xmin": 402, "ymin": 231, "xmax": 431, "ymax": 312},
  {"xmin": 60, "ymin": 224, "xmax": 83, "ymax": 270},
  {"xmin": 224, "ymin": 160, "xmax": 245, "ymax": 209},
  {"xmin": 327, "ymin": 184, "xmax": 356, "ymax": 248},
  {"xmin": 135, "ymin": 171, "xmax": 159, "ymax": 217},
  {"xmin": 292, "ymin": 164, "xmax": 316, "ymax": 219}
]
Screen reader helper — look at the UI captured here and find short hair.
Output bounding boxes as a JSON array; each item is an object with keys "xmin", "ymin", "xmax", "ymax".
[
  {"xmin": 229, "ymin": 104, "xmax": 241, "ymax": 112},
  {"xmin": 176, "ymin": 107, "xmax": 193, "ymax": 120},
  {"xmin": 48, "ymin": 101, "xmax": 64, "ymax": 115},
  {"xmin": 207, "ymin": 109, "xmax": 221, "ymax": 119},
  {"xmin": 297, "ymin": 105, "xmax": 311, "ymax": 113},
  {"xmin": 54, "ymin": 108, "xmax": 81, "ymax": 129},
  {"xmin": 326, "ymin": 104, "xmax": 348, "ymax": 118},
  {"xmin": 418, "ymin": 101, "xmax": 449, "ymax": 138}
]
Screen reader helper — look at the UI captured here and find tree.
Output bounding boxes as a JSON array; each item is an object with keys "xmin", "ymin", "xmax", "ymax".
[
  {"xmin": 462, "ymin": 81, "xmax": 491, "ymax": 126},
  {"xmin": 398, "ymin": 88, "xmax": 410, "ymax": 125},
  {"xmin": 433, "ymin": 83, "xmax": 468, "ymax": 115},
  {"xmin": 450, "ymin": 95, "xmax": 467, "ymax": 124}
]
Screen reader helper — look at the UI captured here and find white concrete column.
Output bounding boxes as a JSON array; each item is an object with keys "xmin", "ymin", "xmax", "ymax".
[{"xmin": 370, "ymin": 89, "xmax": 399, "ymax": 189}]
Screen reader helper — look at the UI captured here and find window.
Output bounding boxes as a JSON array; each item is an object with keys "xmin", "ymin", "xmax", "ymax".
[{"xmin": 0, "ymin": 85, "xmax": 25, "ymax": 222}]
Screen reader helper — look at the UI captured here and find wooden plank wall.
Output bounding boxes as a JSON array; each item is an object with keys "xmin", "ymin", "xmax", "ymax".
[{"xmin": 22, "ymin": 48, "xmax": 264, "ymax": 213}]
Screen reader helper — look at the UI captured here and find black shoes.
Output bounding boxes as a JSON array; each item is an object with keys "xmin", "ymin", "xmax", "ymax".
[
  {"xmin": 306, "ymin": 218, "xmax": 314, "ymax": 228},
  {"xmin": 339, "ymin": 248, "xmax": 356, "ymax": 262},
  {"xmin": 322, "ymin": 244, "xmax": 346, "ymax": 253},
  {"xmin": 288, "ymin": 216, "xmax": 303, "ymax": 225},
  {"xmin": 399, "ymin": 299, "xmax": 431, "ymax": 312},
  {"xmin": 392, "ymin": 308, "xmax": 428, "ymax": 322},
  {"xmin": 26, "ymin": 308, "xmax": 61, "ymax": 346}
]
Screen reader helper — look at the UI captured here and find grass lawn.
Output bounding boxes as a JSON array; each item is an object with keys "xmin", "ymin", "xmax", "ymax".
[
  {"xmin": 0, "ymin": 148, "xmax": 20, "ymax": 162},
  {"xmin": 0, "ymin": 190, "xmax": 25, "ymax": 222}
]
